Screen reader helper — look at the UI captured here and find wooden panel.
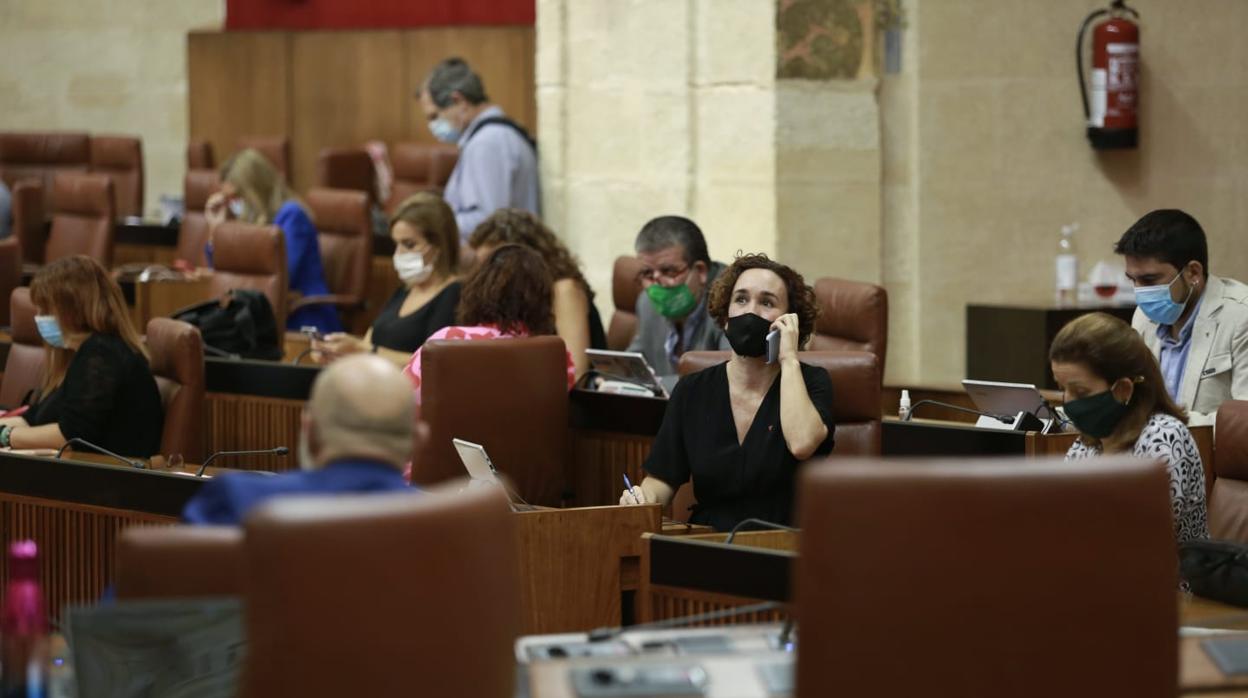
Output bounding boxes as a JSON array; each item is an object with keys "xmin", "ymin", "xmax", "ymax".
[
  {"xmin": 402, "ymin": 27, "xmax": 538, "ymax": 143},
  {"xmin": 570, "ymin": 430, "xmax": 653, "ymax": 508},
  {"xmin": 290, "ymin": 31, "xmax": 407, "ymax": 193},
  {"xmin": 188, "ymin": 31, "xmax": 291, "ymax": 175},
  {"xmin": 114, "ymin": 243, "xmax": 178, "ymax": 267},
  {"xmin": 0, "ymin": 494, "xmax": 173, "ymax": 621},
  {"xmin": 204, "ymin": 392, "xmax": 303, "ymax": 472},
  {"xmin": 514, "ymin": 504, "xmax": 660, "ymax": 634}
]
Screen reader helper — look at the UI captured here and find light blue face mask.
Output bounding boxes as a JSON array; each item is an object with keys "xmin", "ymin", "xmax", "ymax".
[
  {"xmin": 428, "ymin": 117, "xmax": 461, "ymax": 144},
  {"xmin": 1134, "ymin": 271, "xmax": 1193, "ymax": 326},
  {"xmin": 34, "ymin": 314, "xmax": 65, "ymax": 348}
]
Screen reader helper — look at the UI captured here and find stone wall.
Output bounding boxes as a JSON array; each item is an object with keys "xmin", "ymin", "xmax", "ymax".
[{"xmin": 0, "ymin": 0, "xmax": 224, "ymax": 217}]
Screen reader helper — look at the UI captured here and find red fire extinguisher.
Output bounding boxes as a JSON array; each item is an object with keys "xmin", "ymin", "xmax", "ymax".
[{"xmin": 1077, "ymin": 0, "xmax": 1140, "ymax": 149}]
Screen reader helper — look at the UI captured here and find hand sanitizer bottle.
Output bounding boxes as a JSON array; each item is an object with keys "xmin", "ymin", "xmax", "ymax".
[{"xmin": 1055, "ymin": 223, "xmax": 1079, "ymax": 307}]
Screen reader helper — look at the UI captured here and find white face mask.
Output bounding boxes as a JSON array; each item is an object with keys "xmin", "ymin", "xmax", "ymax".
[
  {"xmin": 394, "ymin": 251, "xmax": 434, "ymax": 285},
  {"xmin": 227, "ymin": 198, "xmax": 246, "ymax": 219}
]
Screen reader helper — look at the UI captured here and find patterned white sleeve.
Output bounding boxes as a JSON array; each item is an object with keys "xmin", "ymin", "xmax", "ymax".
[{"xmin": 1133, "ymin": 415, "xmax": 1209, "ymax": 543}]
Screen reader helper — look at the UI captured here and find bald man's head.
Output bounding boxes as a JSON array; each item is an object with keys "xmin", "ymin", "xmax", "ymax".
[{"xmin": 302, "ymin": 354, "xmax": 416, "ymax": 470}]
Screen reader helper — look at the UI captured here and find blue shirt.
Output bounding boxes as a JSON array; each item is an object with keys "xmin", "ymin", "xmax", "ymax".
[
  {"xmin": 443, "ymin": 106, "xmax": 541, "ymax": 239},
  {"xmin": 0, "ymin": 181, "xmax": 10, "ymax": 239},
  {"xmin": 1157, "ymin": 294, "xmax": 1204, "ymax": 401},
  {"xmin": 181, "ymin": 459, "xmax": 413, "ymax": 526},
  {"xmin": 275, "ymin": 201, "xmax": 343, "ymax": 333}
]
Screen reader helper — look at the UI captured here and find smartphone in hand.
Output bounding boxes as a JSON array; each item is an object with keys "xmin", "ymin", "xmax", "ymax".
[{"xmin": 766, "ymin": 329, "xmax": 780, "ymax": 364}]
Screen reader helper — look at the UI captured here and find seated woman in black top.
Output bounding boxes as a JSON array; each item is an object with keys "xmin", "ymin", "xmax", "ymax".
[
  {"xmin": 0, "ymin": 256, "xmax": 163, "ymax": 458},
  {"xmin": 468, "ymin": 208, "xmax": 607, "ymax": 379},
  {"xmin": 619, "ymin": 254, "xmax": 835, "ymax": 530},
  {"xmin": 315, "ymin": 192, "xmax": 462, "ymax": 367}
]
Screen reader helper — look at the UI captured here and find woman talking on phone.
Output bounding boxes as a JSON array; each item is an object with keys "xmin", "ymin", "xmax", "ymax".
[{"xmin": 619, "ymin": 254, "xmax": 835, "ymax": 531}]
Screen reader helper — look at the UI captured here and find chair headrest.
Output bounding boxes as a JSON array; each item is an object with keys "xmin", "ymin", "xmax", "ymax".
[{"xmin": 51, "ymin": 172, "xmax": 114, "ymax": 216}]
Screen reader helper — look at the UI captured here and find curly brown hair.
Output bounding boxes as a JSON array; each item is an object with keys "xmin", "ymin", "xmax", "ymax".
[
  {"xmin": 456, "ymin": 244, "xmax": 556, "ymax": 336},
  {"xmin": 707, "ymin": 253, "xmax": 819, "ymax": 347},
  {"xmin": 468, "ymin": 208, "xmax": 595, "ymax": 302}
]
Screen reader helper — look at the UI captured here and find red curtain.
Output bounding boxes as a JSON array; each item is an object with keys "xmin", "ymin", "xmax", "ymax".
[{"xmin": 226, "ymin": 0, "xmax": 534, "ymax": 30}]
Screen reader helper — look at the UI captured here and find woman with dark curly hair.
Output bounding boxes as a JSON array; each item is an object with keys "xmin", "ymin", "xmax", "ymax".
[
  {"xmin": 402, "ymin": 244, "xmax": 575, "ymax": 404},
  {"xmin": 619, "ymin": 253, "xmax": 835, "ymax": 530},
  {"xmin": 469, "ymin": 208, "xmax": 607, "ymax": 377}
]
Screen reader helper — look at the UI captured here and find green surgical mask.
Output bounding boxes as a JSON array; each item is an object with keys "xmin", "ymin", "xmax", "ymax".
[
  {"xmin": 1062, "ymin": 389, "xmax": 1129, "ymax": 440},
  {"xmin": 646, "ymin": 283, "xmax": 698, "ymax": 319}
]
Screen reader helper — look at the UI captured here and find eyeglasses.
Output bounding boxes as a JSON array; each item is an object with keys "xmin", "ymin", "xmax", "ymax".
[{"xmin": 636, "ymin": 264, "xmax": 691, "ymax": 284}]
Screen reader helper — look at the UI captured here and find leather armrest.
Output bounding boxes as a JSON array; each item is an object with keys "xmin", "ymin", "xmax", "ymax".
[{"xmin": 290, "ymin": 294, "xmax": 365, "ymax": 312}]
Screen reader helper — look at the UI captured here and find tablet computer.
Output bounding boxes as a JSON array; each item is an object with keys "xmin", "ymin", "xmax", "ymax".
[
  {"xmin": 452, "ymin": 438, "xmax": 499, "ymax": 483},
  {"xmin": 961, "ymin": 379, "xmax": 1049, "ymax": 418},
  {"xmin": 585, "ymin": 349, "xmax": 670, "ymax": 398}
]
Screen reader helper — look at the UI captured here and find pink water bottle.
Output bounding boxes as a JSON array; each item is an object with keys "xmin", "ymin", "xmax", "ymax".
[{"xmin": 2, "ymin": 540, "xmax": 48, "ymax": 698}]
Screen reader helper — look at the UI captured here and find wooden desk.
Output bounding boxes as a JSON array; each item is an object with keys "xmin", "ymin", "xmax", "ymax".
[
  {"xmin": 128, "ymin": 274, "xmax": 214, "ymax": 329},
  {"xmin": 0, "ymin": 451, "xmax": 663, "ymax": 635},
  {"xmin": 569, "ymin": 389, "xmax": 666, "ymax": 508}
]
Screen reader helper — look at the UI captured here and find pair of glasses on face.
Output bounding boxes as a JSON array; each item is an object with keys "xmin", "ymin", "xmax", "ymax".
[{"xmin": 636, "ymin": 264, "xmax": 691, "ymax": 284}]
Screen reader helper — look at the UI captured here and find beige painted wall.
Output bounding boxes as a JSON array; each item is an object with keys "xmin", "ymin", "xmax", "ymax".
[
  {"xmin": 0, "ymin": 0, "xmax": 225, "ymax": 217},
  {"xmin": 888, "ymin": 0, "xmax": 1248, "ymax": 387}
]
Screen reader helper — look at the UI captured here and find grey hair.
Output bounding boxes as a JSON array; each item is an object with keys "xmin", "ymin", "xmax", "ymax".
[
  {"xmin": 634, "ymin": 215, "xmax": 710, "ymax": 266},
  {"xmin": 424, "ymin": 57, "xmax": 488, "ymax": 107}
]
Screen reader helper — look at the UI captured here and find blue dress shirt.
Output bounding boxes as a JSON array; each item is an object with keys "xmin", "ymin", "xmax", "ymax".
[
  {"xmin": 1157, "ymin": 294, "xmax": 1204, "ymax": 401},
  {"xmin": 443, "ymin": 106, "xmax": 541, "ymax": 239}
]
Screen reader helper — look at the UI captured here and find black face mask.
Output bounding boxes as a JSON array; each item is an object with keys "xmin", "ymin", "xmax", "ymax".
[{"xmin": 725, "ymin": 313, "xmax": 771, "ymax": 358}]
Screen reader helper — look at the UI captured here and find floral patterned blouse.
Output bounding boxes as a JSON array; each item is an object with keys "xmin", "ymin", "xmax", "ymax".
[{"xmin": 1065, "ymin": 411, "xmax": 1210, "ymax": 545}]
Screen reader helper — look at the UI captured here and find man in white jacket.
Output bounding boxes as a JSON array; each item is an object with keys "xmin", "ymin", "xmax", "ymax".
[{"xmin": 1116, "ymin": 209, "xmax": 1248, "ymax": 425}]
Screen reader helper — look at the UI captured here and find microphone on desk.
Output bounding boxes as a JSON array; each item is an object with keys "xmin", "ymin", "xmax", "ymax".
[
  {"xmin": 55, "ymin": 438, "xmax": 146, "ymax": 470},
  {"xmin": 587, "ymin": 600, "xmax": 783, "ymax": 643},
  {"xmin": 724, "ymin": 518, "xmax": 799, "ymax": 545},
  {"xmin": 903, "ymin": 400, "xmax": 1049, "ymax": 433},
  {"xmin": 196, "ymin": 446, "xmax": 290, "ymax": 477}
]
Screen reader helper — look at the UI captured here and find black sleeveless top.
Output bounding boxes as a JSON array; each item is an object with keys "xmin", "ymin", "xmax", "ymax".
[{"xmin": 370, "ymin": 282, "xmax": 462, "ymax": 354}]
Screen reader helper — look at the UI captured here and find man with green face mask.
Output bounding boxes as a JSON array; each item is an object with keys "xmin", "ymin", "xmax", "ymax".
[{"xmin": 627, "ymin": 216, "xmax": 730, "ymax": 375}]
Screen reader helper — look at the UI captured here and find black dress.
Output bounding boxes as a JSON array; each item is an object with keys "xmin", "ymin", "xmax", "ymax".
[
  {"xmin": 369, "ymin": 282, "xmax": 462, "ymax": 354},
  {"xmin": 588, "ymin": 301, "xmax": 607, "ymax": 350},
  {"xmin": 644, "ymin": 361, "xmax": 836, "ymax": 531},
  {"xmin": 27, "ymin": 333, "xmax": 164, "ymax": 458}
]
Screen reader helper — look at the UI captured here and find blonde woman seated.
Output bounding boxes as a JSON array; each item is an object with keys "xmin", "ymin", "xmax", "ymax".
[
  {"xmin": 468, "ymin": 209, "xmax": 607, "ymax": 378},
  {"xmin": 205, "ymin": 148, "xmax": 340, "ymax": 333},
  {"xmin": 0, "ymin": 257, "xmax": 163, "ymax": 457},
  {"xmin": 1051, "ymin": 312, "xmax": 1209, "ymax": 544},
  {"xmin": 618, "ymin": 254, "xmax": 835, "ymax": 531},
  {"xmin": 315, "ymin": 193, "xmax": 462, "ymax": 367}
]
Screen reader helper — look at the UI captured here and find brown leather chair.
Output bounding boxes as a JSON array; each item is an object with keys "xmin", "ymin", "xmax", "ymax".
[
  {"xmin": 808, "ymin": 277, "xmax": 888, "ymax": 378},
  {"xmin": 670, "ymin": 350, "xmax": 882, "ymax": 521},
  {"xmin": 0, "ymin": 288, "xmax": 45, "ymax": 408},
  {"xmin": 238, "ymin": 486, "xmax": 519, "ymax": 698},
  {"xmin": 115, "ymin": 526, "xmax": 243, "ymax": 599},
  {"xmin": 236, "ymin": 136, "xmax": 290, "ymax": 176},
  {"xmin": 297, "ymin": 188, "xmax": 372, "ymax": 328},
  {"xmin": 385, "ymin": 142, "xmax": 458, "ymax": 213},
  {"xmin": 186, "ymin": 140, "xmax": 215, "ymax": 170},
  {"xmin": 45, "ymin": 172, "xmax": 115, "ymax": 267},
  {"xmin": 0, "ymin": 239, "xmax": 20, "ymax": 326},
  {"xmin": 89, "ymin": 135, "xmax": 143, "ymax": 219},
  {"xmin": 677, "ymin": 350, "xmax": 881, "ymax": 455},
  {"xmin": 0, "ymin": 132, "xmax": 91, "ymax": 211},
  {"xmin": 10, "ymin": 179, "xmax": 47, "ymax": 264},
  {"xmin": 315, "ymin": 148, "xmax": 376, "ymax": 205},
  {"xmin": 146, "ymin": 318, "xmax": 206, "ymax": 463},
  {"xmin": 1210, "ymin": 400, "xmax": 1248, "ymax": 542},
  {"xmin": 207, "ymin": 221, "xmax": 288, "ymax": 331},
  {"xmin": 176, "ymin": 169, "xmax": 221, "ymax": 267},
  {"xmin": 418, "ymin": 337, "xmax": 569, "ymax": 506},
  {"xmin": 795, "ymin": 456, "xmax": 1177, "ymax": 698},
  {"xmin": 608, "ymin": 255, "xmax": 644, "ymax": 350}
]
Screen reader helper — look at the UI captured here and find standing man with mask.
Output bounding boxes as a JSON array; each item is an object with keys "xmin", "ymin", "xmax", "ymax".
[
  {"xmin": 419, "ymin": 57, "xmax": 540, "ymax": 240},
  {"xmin": 628, "ymin": 216, "xmax": 730, "ymax": 376},
  {"xmin": 1115, "ymin": 209, "xmax": 1248, "ymax": 425}
]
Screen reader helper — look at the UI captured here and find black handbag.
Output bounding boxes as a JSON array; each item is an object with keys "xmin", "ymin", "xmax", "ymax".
[
  {"xmin": 1180, "ymin": 539, "xmax": 1248, "ymax": 608},
  {"xmin": 173, "ymin": 289, "xmax": 283, "ymax": 361}
]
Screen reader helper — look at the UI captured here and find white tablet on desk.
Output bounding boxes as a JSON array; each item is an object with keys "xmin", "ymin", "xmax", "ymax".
[
  {"xmin": 961, "ymin": 379, "xmax": 1051, "ymax": 419},
  {"xmin": 452, "ymin": 438, "xmax": 499, "ymax": 483},
  {"xmin": 585, "ymin": 349, "xmax": 670, "ymax": 398}
]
